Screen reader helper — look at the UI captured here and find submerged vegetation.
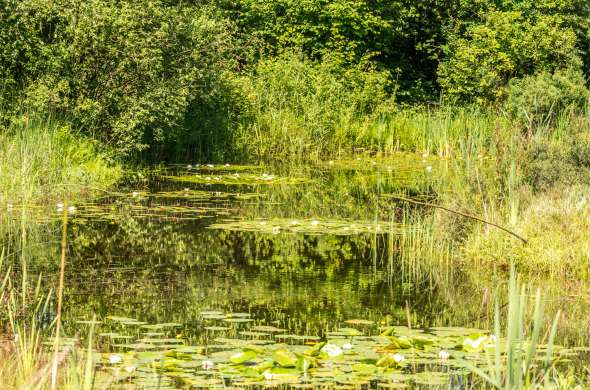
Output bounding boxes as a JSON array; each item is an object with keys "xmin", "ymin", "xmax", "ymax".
[{"xmin": 1, "ymin": 0, "xmax": 590, "ymax": 388}]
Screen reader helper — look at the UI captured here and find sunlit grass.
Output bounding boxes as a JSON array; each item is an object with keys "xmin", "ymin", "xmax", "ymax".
[{"xmin": 0, "ymin": 113, "xmax": 122, "ymax": 208}]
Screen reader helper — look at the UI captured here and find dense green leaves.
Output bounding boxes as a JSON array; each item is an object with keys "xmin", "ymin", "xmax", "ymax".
[
  {"xmin": 0, "ymin": 0, "xmax": 589, "ymax": 157},
  {"xmin": 0, "ymin": 0, "xmax": 234, "ymax": 154}
]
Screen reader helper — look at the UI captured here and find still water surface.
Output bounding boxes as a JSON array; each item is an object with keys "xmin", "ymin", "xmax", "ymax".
[{"xmin": 10, "ymin": 157, "xmax": 588, "ymax": 387}]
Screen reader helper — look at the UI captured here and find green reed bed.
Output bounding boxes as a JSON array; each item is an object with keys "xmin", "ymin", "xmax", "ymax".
[{"xmin": 0, "ymin": 113, "xmax": 122, "ymax": 208}]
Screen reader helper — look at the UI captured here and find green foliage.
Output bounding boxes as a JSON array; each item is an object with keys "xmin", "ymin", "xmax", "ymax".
[
  {"xmin": 0, "ymin": 0, "xmax": 234, "ymax": 154},
  {"xmin": 504, "ymin": 68, "xmax": 589, "ymax": 132},
  {"xmin": 438, "ymin": 11, "xmax": 581, "ymax": 103},
  {"xmin": 522, "ymin": 135, "xmax": 590, "ymax": 192},
  {"xmin": 0, "ymin": 112, "xmax": 121, "ymax": 205},
  {"xmin": 235, "ymin": 54, "xmax": 391, "ymax": 160}
]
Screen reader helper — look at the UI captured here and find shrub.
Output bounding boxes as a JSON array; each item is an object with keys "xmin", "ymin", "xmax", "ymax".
[
  {"xmin": 438, "ymin": 11, "xmax": 581, "ymax": 103},
  {"xmin": 504, "ymin": 68, "xmax": 589, "ymax": 132},
  {"xmin": 0, "ymin": 0, "xmax": 235, "ymax": 155},
  {"xmin": 523, "ymin": 135, "xmax": 590, "ymax": 192}
]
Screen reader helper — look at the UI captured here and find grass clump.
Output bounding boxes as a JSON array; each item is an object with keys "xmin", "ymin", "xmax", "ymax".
[
  {"xmin": 463, "ymin": 185, "xmax": 590, "ymax": 278},
  {"xmin": 0, "ymin": 113, "xmax": 122, "ymax": 206}
]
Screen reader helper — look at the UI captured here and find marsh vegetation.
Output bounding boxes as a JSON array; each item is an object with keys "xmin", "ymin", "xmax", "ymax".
[{"xmin": 1, "ymin": 0, "xmax": 590, "ymax": 388}]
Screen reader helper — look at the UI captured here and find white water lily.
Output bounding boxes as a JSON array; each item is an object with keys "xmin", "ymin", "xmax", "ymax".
[
  {"xmin": 214, "ymin": 177, "xmax": 221, "ymax": 181},
  {"xmin": 108, "ymin": 354, "xmax": 122, "ymax": 364},
  {"xmin": 425, "ymin": 166, "xmax": 433, "ymax": 172},
  {"xmin": 205, "ymin": 177, "xmax": 212, "ymax": 181},
  {"xmin": 291, "ymin": 220, "xmax": 299, "ymax": 225},
  {"xmin": 201, "ymin": 360, "xmax": 214, "ymax": 370},
  {"xmin": 422, "ymin": 152, "xmax": 429, "ymax": 158},
  {"xmin": 187, "ymin": 164, "xmax": 193, "ymax": 168},
  {"xmin": 132, "ymin": 191, "xmax": 139, "ymax": 197},
  {"xmin": 263, "ymin": 371, "xmax": 273, "ymax": 380},
  {"xmin": 342, "ymin": 342, "xmax": 353, "ymax": 350},
  {"xmin": 207, "ymin": 164, "xmax": 214, "ymax": 168},
  {"xmin": 463, "ymin": 335, "xmax": 486, "ymax": 350},
  {"xmin": 124, "ymin": 365, "xmax": 136, "ymax": 373},
  {"xmin": 67, "ymin": 206, "xmax": 76, "ymax": 214},
  {"xmin": 224, "ymin": 164, "xmax": 230, "ymax": 167},
  {"xmin": 438, "ymin": 350, "xmax": 450, "ymax": 360},
  {"xmin": 56, "ymin": 203, "xmax": 64, "ymax": 209},
  {"xmin": 328, "ymin": 160, "xmax": 334, "ymax": 165},
  {"xmin": 392, "ymin": 353, "xmax": 405, "ymax": 363},
  {"xmin": 310, "ymin": 220, "xmax": 319, "ymax": 226},
  {"xmin": 321, "ymin": 343, "xmax": 343, "ymax": 357}
]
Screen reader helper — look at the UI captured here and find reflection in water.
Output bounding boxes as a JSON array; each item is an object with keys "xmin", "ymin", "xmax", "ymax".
[
  {"xmin": 58, "ymin": 161, "xmax": 451, "ymax": 341},
  {"xmin": 2, "ymin": 159, "xmax": 588, "ymax": 387}
]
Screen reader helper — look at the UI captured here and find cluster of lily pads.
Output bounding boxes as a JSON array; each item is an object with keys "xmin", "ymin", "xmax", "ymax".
[
  {"xmin": 84, "ymin": 311, "xmax": 573, "ymax": 389},
  {"xmin": 207, "ymin": 218, "xmax": 409, "ymax": 236},
  {"xmin": 165, "ymin": 173, "xmax": 311, "ymax": 186}
]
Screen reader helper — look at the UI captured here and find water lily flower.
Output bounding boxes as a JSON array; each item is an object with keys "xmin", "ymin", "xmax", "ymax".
[
  {"xmin": 328, "ymin": 160, "xmax": 334, "ymax": 165},
  {"xmin": 67, "ymin": 206, "xmax": 76, "ymax": 214},
  {"xmin": 321, "ymin": 343, "xmax": 343, "ymax": 357},
  {"xmin": 207, "ymin": 164, "xmax": 214, "ymax": 168},
  {"xmin": 310, "ymin": 220, "xmax": 319, "ymax": 226},
  {"xmin": 425, "ymin": 166, "xmax": 433, "ymax": 172},
  {"xmin": 438, "ymin": 350, "xmax": 450, "ymax": 360},
  {"xmin": 291, "ymin": 220, "xmax": 299, "ymax": 225},
  {"xmin": 392, "ymin": 353, "xmax": 405, "ymax": 363},
  {"xmin": 132, "ymin": 192, "xmax": 139, "ymax": 197},
  {"xmin": 224, "ymin": 164, "xmax": 230, "ymax": 167},
  {"xmin": 342, "ymin": 343, "xmax": 353, "ymax": 350},
  {"xmin": 187, "ymin": 164, "xmax": 193, "ymax": 168},
  {"xmin": 206, "ymin": 177, "xmax": 212, "ymax": 181},
  {"xmin": 214, "ymin": 177, "xmax": 221, "ymax": 181},
  {"xmin": 202, "ymin": 360, "xmax": 214, "ymax": 370},
  {"xmin": 124, "ymin": 365, "xmax": 136, "ymax": 373},
  {"xmin": 56, "ymin": 203, "xmax": 64, "ymax": 209},
  {"xmin": 108, "ymin": 354, "xmax": 122, "ymax": 364},
  {"xmin": 264, "ymin": 371, "xmax": 273, "ymax": 380},
  {"xmin": 422, "ymin": 152, "xmax": 429, "ymax": 158}
]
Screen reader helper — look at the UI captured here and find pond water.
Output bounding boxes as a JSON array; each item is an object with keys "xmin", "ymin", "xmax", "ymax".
[{"xmin": 4, "ymin": 156, "xmax": 588, "ymax": 388}]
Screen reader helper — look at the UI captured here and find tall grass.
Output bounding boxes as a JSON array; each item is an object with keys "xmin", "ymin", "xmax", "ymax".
[
  {"xmin": 0, "ymin": 113, "xmax": 122, "ymax": 206},
  {"xmin": 465, "ymin": 267, "xmax": 562, "ymax": 389}
]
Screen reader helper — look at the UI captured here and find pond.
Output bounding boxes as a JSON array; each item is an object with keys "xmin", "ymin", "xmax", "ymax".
[{"xmin": 3, "ymin": 155, "xmax": 588, "ymax": 388}]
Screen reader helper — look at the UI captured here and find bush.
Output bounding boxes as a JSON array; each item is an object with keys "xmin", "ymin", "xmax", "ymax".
[
  {"xmin": 504, "ymin": 68, "xmax": 589, "ymax": 132},
  {"xmin": 523, "ymin": 135, "xmax": 590, "ymax": 192},
  {"xmin": 0, "ymin": 0, "xmax": 235, "ymax": 155},
  {"xmin": 438, "ymin": 11, "xmax": 581, "ymax": 103}
]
